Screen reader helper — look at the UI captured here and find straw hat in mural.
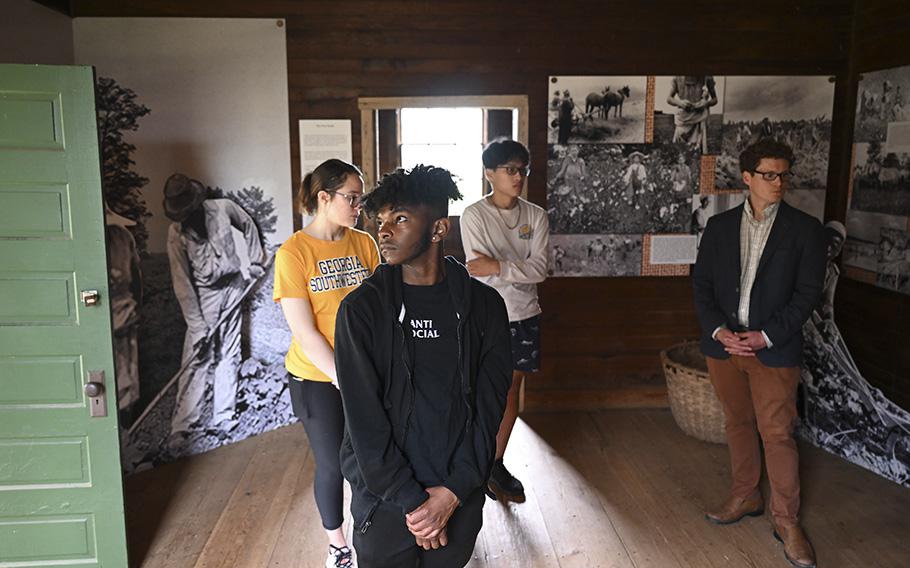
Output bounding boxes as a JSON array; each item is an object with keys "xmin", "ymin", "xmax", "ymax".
[
  {"xmin": 163, "ymin": 173, "xmax": 207, "ymax": 222},
  {"xmin": 628, "ymin": 150, "xmax": 648, "ymax": 161}
]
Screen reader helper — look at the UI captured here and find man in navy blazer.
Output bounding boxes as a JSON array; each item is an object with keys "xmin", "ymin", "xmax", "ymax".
[{"xmin": 693, "ymin": 139, "xmax": 826, "ymax": 568}]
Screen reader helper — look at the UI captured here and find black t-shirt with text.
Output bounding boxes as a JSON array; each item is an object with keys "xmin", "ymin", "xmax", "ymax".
[{"xmin": 401, "ymin": 277, "xmax": 465, "ymax": 488}]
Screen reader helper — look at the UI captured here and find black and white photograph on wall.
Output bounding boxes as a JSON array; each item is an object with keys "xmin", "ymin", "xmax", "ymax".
[
  {"xmin": 844, "ymin": 64, "xmax": 910, "ymax": 290},
  {"xmin": 855, "ymin": 64, "xmax": 910, "ymax": 143},
  {"xmin": 691, "ymin": 191, "xmax": 745, "ymax": 248},
  {"xmin": 783, "ymin": 188, "xmax": 826, "ymax": 221},
  {"xmin": 846, "ymin": 209, "xmax": 908, "ymax": 243},
  {"xmin": 849, "ymin": 142, "xmax": 910, "ymax": 216},
  {"xmin": 843, "ymin": 208, "xmax": 908, "ymax": 274},
  {"xmin": 547, "ymin": 143, "xmax": 697, "ymax": 235},
  {"xmin": 713, "ymin": 75, "xmax": 835, "ymax": 190},
  {"xmin": 547, "ymin": 75, "xmax": 647, "ymax": 144},
  {"xmin": 799, "ymin": 222, "xmax": 910, "ymax": 487},
  {"xmin": 75, "ymin": 17, "xmax": 295, "ymax": 472},
  {"xmin": 549, "ymin": 234, "xmax": 642, "ymax": 277},
  {"xmin": 843, "ymin": 239, "xmax": 880, "ymax": 274},
  {"xmin": 876, "ymin": 227, "xmax": 910, "ymax": 293},
  {"xmin": 800, "ymin": 319, "xmax": 910, "ymax": 487},
  {"xmin": 106, "ymin": 204, "xmax": 143, "ymax": 417},
  {"xmin": 652, "ymin": 76, "xmax": 725, "ymax": 154}
]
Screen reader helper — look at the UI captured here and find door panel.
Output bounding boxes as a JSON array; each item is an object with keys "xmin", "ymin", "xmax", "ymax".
[
  {"xmin": 0, "ymin": 65, "xmax": 128, "ymax": 567},
  {"xmin": 0, "ymin": 91, "xmax": 64, "ymax": 149}
]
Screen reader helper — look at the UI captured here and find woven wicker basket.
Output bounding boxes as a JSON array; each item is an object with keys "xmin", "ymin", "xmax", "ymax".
[{"xmin": 660, "ymin": 342, "xmax": 726, "ymax": 444}]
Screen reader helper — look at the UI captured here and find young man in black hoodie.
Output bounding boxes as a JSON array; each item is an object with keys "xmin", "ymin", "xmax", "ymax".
[{"xmin": 335, "ymin": 165, "xmax": 513, "ymax": 568}]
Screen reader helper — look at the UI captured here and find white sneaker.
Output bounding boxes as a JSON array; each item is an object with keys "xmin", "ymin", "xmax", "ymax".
[{"xmin": 325, "ymin": 545, "xmax": 355, "ymax": 568}]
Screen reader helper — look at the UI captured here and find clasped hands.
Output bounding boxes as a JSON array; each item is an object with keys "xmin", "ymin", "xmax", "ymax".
[
  {"xmin": 405, "ymin": 486, "xmax": 459, "ymax": 551},
  {"xmin": 716, "ymin": 328, "xmax": 766, "ymax": 356}
]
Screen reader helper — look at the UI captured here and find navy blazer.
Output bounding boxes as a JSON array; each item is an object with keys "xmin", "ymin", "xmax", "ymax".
[{"xmin": 692, "ymin": 200, "xmax": 827, "ymax": 367}]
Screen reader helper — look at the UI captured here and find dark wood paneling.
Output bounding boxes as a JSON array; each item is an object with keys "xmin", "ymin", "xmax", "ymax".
[
  {"xmin": 853, "ymin": 0, "xmax": 910, "ymax": 71},
  {"xmin": 538, "ymin": 276, "xmax": 699, "ymax": 386},
  {"xmin": 69, "ymin": 0, "xmax": 859, "ymax": 405}
]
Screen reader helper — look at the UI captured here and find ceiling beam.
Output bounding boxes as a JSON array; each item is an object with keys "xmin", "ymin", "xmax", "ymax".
[{"xmin": 32, "ymin": 0, "xmax": 72, "ymax": 17}]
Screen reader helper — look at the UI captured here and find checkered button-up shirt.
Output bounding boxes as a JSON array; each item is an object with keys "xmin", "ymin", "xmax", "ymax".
[{"xmin": 737, "ymin": 197, "xmax": 779, "ymax": 346}]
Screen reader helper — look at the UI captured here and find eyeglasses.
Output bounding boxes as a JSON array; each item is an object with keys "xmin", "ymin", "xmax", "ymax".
[
  {"xmin": 496, "ymin": 165, "xmax": 530, "ymax": 177},
  {"xmin": 752, "ymin": 170, "xmax": 794, "ymax": 182},
  {"xmin": 333, "ymin": 191, "xmax": 363, "ymax": 208}
]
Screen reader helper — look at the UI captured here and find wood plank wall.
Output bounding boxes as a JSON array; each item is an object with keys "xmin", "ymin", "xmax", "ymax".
[
  {"xmin": 70, "ymin": 0, "xmax": 860, "ymax": 407},
  {"xmin": 834, "ymin": 0, "xmax": 910, "ymax": 410}
]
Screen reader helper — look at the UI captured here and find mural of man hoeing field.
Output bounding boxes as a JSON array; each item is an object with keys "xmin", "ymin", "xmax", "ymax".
[{"xmin": 74, "ymin": 18, "xmax": 294, "ymax": 472}]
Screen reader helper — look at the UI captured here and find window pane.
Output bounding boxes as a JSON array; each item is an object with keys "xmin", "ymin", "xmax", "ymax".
[
  {"xmin": 400, "ymin": 142, "xmax": 483, "ymax": 217},
  {"xmin": 400, "ymin": 108, "xmax": 482, "ymax": 145}
]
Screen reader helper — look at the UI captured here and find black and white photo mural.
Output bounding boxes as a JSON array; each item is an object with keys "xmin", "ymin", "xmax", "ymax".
[
  {"xmin": 549, "ymin": 234, "xmax": 642, "ymax": 277},
  {"xmin": 796, "ymin": 63, "xmax": 910, "ymax": 487},
  {"xmin": 782, "ymin": 189, "xmax": 827, "ymax": 223},
  {"xmin": 652, "ymin": 75, "xmax": 725, "ymax": 154},
  {"xmin": 855, "ymin": 66, "xmax": 910, "ymax": 142},
  {"xmin": 75, "ymin": 18, "xmax": 295, "ymax": 472},
  {"xmin": 844, "ymin": 63, "xmax": 910, "ymax": 296},
  {"xmin": 690, "ymin": 192, "xmax": 745, "ymax": 247},
  {"xmin": 548, "ymin": 76, "xmax": 647, "ymax": 145},
  {"xmin": 799, "ymin": 222, "xmax": 910, "ymax": 487},
  {"xmin": 713, "ymin": 76, "xmax": 835, "ymax": 191},
  {"xmin": 546, "ymin": 75, "xmax": 834, "ymax": 277},
  {"xmin": 547, "ymin": 143, "xmax": 697, "ymax": 235}
]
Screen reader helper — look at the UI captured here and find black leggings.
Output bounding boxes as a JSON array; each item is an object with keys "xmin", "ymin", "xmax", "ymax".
[{"xmin": 289, "ymin": 378, "xmax": 345, "ymax": 531}]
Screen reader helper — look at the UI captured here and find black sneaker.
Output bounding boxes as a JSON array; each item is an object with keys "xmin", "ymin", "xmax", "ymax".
[{"xmin": 487, "ymin": 459, "xmax": 526, "ymax": 503}]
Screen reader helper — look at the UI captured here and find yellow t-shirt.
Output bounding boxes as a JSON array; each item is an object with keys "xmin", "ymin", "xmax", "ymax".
[{"xmin": 273, "ymin": 227, "xmax": 380, "ymax": 381}]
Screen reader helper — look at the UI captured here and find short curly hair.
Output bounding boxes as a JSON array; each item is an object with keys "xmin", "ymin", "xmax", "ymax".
[
  {"xmin": 363, "ymin": 164, "xmax": 462, "ymax": 220},
  {"xmin": 739, "ymin": 138, "xmax": 796, "ymax": 173}
]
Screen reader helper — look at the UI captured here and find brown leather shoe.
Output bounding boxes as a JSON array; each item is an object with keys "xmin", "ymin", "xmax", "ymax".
[
  {"xmin": 704, "ymin": 495, "xmax": 764, "ymax": 525},
  {"xmin": 772, "ymin": 521, "xmax": 816, "ymax": 568}
]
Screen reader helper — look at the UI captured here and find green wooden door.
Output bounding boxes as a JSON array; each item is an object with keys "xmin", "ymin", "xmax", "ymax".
[{"xmin": 0, "ymin": 65, "xmax": 128, "ymax": 567}]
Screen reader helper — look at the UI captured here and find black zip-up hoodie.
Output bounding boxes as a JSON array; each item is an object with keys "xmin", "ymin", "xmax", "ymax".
[{"xmin": 335, "ymin": 257, "xmax": 512, "ymax": 532}]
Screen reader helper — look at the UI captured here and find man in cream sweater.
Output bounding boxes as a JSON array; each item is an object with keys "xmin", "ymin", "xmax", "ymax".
[{"xmin": 461, "ymin": 138, "xmax": 550, "ymax": 504}]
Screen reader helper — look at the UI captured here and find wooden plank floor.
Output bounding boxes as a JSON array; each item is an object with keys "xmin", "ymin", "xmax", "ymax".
[{"xmin": 125, "ymin": 410, "xmax": 910, "ymax": 567}]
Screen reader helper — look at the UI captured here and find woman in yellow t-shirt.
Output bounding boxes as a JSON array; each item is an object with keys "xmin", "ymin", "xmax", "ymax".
[{"xmin": 273, "ymin": 159, "xmax": 379, "ymax": 568}]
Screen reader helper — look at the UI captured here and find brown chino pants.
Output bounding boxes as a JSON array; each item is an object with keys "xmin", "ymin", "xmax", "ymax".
[{"xmin": 707, "ymin": 355, "xmax": 801, "ymax": 523}]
